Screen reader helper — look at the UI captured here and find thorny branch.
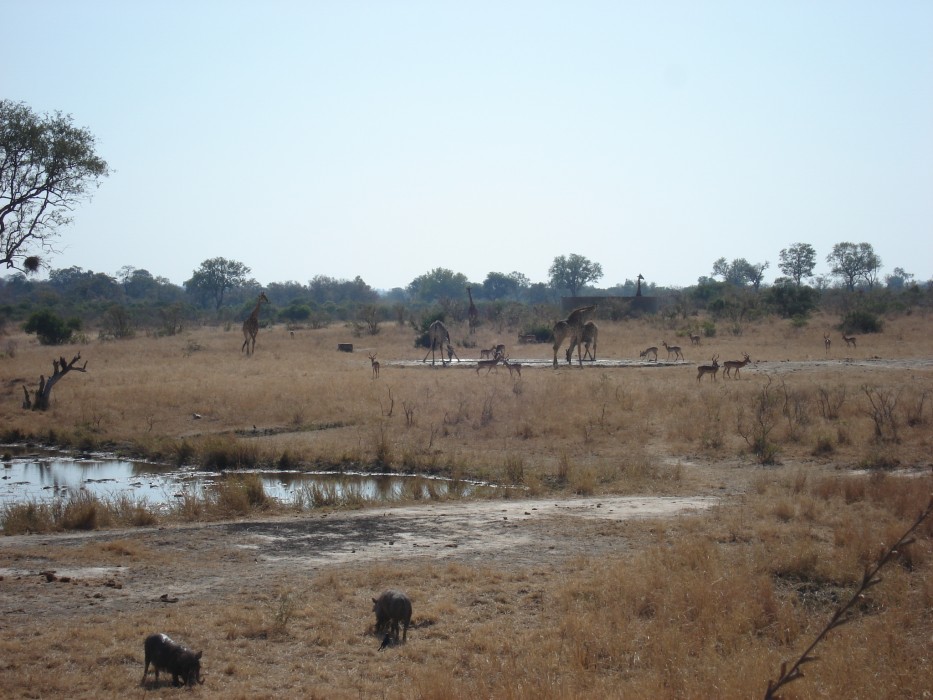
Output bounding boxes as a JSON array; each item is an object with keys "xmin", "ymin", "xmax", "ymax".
[{"xmin": 764, "ymin": 495, "xmax": 933, "ymax": 699}]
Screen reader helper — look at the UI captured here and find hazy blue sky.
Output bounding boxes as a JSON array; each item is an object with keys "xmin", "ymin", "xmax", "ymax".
[{"xmin": 5, "ymin": 1, "xmax": 932, "ymax": 290}]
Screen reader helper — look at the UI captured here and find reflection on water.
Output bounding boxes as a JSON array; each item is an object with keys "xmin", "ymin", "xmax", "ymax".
[{"xmin": 0, "ymin": 449, "xmax": 493, "ymax": 508}]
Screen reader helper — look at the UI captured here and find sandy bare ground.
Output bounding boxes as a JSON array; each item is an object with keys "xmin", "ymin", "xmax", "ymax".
[{"xmin": 0, "ymin": 494, "xmax": 715, "ymax": 620}]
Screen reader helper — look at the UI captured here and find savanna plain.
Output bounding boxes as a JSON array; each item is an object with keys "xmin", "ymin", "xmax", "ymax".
[{"xmin": 0, "ymin": 312, "xmax": 931, "ymax": 699}]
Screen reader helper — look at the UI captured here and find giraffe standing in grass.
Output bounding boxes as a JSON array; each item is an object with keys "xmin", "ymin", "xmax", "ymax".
[
  {"xmin": 241, "ymin": 292, "xmax": 269, "ymax": 356},
  {"xmin": 466, "ymin": 287, "xmax": 478, "ymax": 335},
  {"xmin": 552, "ymin": 305, "xmax": 597, "ymax": 368},
  {"xmin": 422, "ymin": 320, "xmax": 451, "ymax": 366}
]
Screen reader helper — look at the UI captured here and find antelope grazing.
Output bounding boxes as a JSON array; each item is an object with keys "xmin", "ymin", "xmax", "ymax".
[
  {"xmin": 480, "ymin": 344, "xmax": 505, "ymax": 360},
  {"xmin": 823, "ymin": 333, "xmax": 831, "ymax": 355},
  {"xmin": 689, "ymin": 332, "xmax": 701, "ymax": 346},
  {"xmin": 502, "ymin": 356, "xmax": 522, "ymax": 378},
  {"xmin": 723, "ymin": 352, "xmax": 751, "ymax": 379},
  {"xmin": 475, "ymin": 355, "xmax": 501, "ymax": 374},
  {"xmin": 368, "ymin": 353, "xmax": 380, "ymax": 378},
  {"xmin": 639, "ymin": 346, "xmax": 658, "ymax": 362},
  {"xmin": 696, "ymin": 355, "xmax": 720, "ymax": 382},
  {"xmin": 842, "ymin": 333, "xmax": 857, "ymax": 348},
  {"xmin": 662, "ymin": 340, "xmax": 684, "ymax": 362}
]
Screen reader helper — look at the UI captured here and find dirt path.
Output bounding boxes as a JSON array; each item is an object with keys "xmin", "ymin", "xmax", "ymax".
[{"xmin": 0, "ymin": 495, "xmax": 716, "ymax": 619}]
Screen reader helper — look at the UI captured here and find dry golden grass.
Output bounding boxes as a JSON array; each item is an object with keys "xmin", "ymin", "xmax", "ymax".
[
  {"xmin": 2, "ymin": 311, "xmax": 930, "ymax": 488},
  {"xmin": 0, "ymin": 310, "xmax": 931, "ymax": 698}
]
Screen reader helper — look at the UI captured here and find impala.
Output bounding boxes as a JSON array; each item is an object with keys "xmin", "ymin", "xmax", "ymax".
[
  {"xmin": 696, "ymin": 355, "xmax": 720, "ymax": 382},
  {"xmin": 639, "ymin": 346, "xmax": 658, "ymax": 362},
  {"xmin": 662, "ymin": 340, "xmax": 684, "ymax": 362},
  {"xmin": 722, "ymin": 352, "xmax": 751, "ymax": 379}
]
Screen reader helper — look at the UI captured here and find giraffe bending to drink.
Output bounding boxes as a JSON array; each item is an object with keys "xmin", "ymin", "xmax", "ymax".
[
  {"xmin": 565, "ymin": 321, "xmax": 598, "ymax": 363},
  {"xmin": 241, "ymin": 292, "xmax": 269, "ymax": 356},
  {"xmin": 552, "ymin": 305, "xmax": 597, "ymax": 368},
  {"xmin": 422, "ymin": 320, "xmax": 451, "ymax": 366}
]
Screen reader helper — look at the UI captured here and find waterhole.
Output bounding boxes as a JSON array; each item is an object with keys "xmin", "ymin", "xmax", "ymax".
[{"xmin": 0, "ymin": 448, "xmax": 495, "ymax": 508}]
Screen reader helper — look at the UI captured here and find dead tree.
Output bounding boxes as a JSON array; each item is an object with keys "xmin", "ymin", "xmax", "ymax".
[{"xmin": 22, "ymin": 354, "xmax": 88, "ymax": 411}]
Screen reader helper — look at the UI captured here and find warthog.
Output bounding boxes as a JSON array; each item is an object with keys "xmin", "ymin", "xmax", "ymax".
[
  {"xmin": 141, "ymin": 633, "xmax": 203, "ymax": 687},
  {"xmin": 372, "ymin": 590, "xmax": 412, "ymax": 645}
]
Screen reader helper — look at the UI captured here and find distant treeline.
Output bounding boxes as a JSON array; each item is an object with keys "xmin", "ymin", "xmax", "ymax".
[{"xmin": 0, "ymin": 264, "xmax": 930, "ymax": 344}]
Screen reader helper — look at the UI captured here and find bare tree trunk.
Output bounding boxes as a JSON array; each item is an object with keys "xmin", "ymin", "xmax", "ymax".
[{"xmin": 22, "ymin": 354, "xmax": 88, "ymax": 411}]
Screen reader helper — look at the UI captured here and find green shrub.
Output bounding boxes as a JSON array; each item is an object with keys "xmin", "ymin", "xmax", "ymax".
[
  {"xmin": 840, "ymin": 310, "xmax": 883, "ymax": 334},
  {"xmin": 23, "ymin": 310, "xmax": 81, "ymax": 345}
]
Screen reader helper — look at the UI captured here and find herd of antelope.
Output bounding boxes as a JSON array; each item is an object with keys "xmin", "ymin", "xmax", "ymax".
[{"xmin": 367, "ymin": 326, "xmax": 857, "ymax": 386}]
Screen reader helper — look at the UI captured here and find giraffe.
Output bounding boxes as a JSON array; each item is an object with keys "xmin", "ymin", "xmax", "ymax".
[
  {"xmin": 241, "ymin": 292, "xmax": 269, "ymax": 356},
  {"xmin": 466, "ymin": 286, "xmax": 478, "ymax": 335},
  {"xmin": 565, "ymin": 320, "xmax": 598, "ymax": 363},
  {"xmin": 422, "ymin": 320, "xmax": 450, "ymax": 365},
  {"xmin": 552, "ymin": 305, "xmax": 597, "ymax": 368}
]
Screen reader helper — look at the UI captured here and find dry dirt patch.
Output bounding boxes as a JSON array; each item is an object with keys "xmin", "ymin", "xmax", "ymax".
[{"xmin": 0, "ymin": 495, "xmax": 716, "ymax": 620}]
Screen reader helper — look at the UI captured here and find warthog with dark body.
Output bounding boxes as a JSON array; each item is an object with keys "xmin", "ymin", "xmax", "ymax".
[
  {"xmin": 372, "ymin": 590, "xmax": 412, "ymax": 644},
  {"xmin": 141, "ymin": 633, "xmax": 204, "ymax": 687}
]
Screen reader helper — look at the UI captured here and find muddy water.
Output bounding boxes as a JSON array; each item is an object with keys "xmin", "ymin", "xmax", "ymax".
[{"xmin": 0, "ymin": 449, "xmax": 493, "ymax": 508}]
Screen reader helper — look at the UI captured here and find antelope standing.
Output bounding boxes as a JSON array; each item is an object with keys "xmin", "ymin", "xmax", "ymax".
[
  {"xmin": 502, "ymin": 356, "xmax": 522, "ymax": 378},
  {"xmin": 639, "ymin": 346, "xmax": 658, "ymax": 362},
  {"xmin": 723, "ymin": 352, "xmax": 751, "ymax": 379},
  {"xmin": 368, "ymin": 353, "xmax": 380, "ymax": 378},
  {"xmin": 823, "ymin": 333, "xmax": 831, "ymax": 355},
  {"xmin": 241, "ymin": 292, "xmax": 269, "ymax": 356},
  {"xmin": 422, "ymin": 320, "xmax": 450, "ymax": 365},
  {"xmin": 662, "ymin": 340, "xmax": 684, "ymax": 362},
  {"xmin": 696, "ymin": 355, "xmax": 720, "ymax": 382},
  {"xmin": 842, "ymin": 333, "xmax": 857, "ymax": 348},
  {"xmin": 480, "ymin": 344, "xmax": 505, "ymax": 360},
  {"xmin": 689, "ymin": 332, "xmax": 701, "ymax": 346},
  {"xmin": 475, "ymin": 355, "xmax": 501, "ymax": 374}
]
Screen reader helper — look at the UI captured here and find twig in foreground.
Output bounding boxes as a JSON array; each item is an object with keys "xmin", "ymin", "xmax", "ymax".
[{"xmin": 764, "ymin": 495, "xmax": 933, "ymax": 700}]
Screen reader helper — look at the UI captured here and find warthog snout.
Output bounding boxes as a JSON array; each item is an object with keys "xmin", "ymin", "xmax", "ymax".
[{"xmin": 141, "ymin": 633, "xmax": 203, "ymax": 687}]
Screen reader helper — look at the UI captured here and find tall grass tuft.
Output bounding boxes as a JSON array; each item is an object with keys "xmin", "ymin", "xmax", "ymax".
[
  {"xmin": 2, "ymin": 501, "xmax": 54, "ymax": 534},
  {"xmin": 200, "ymin": 438, "xmax": 263, "ymax": 470},
  {"xmin": 213, "ymin": 474, "xmax": 270, "ymax": 515},
  {"xmin": 1, "ymin": 492, "xmax": 159, "ymax": 534}
]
